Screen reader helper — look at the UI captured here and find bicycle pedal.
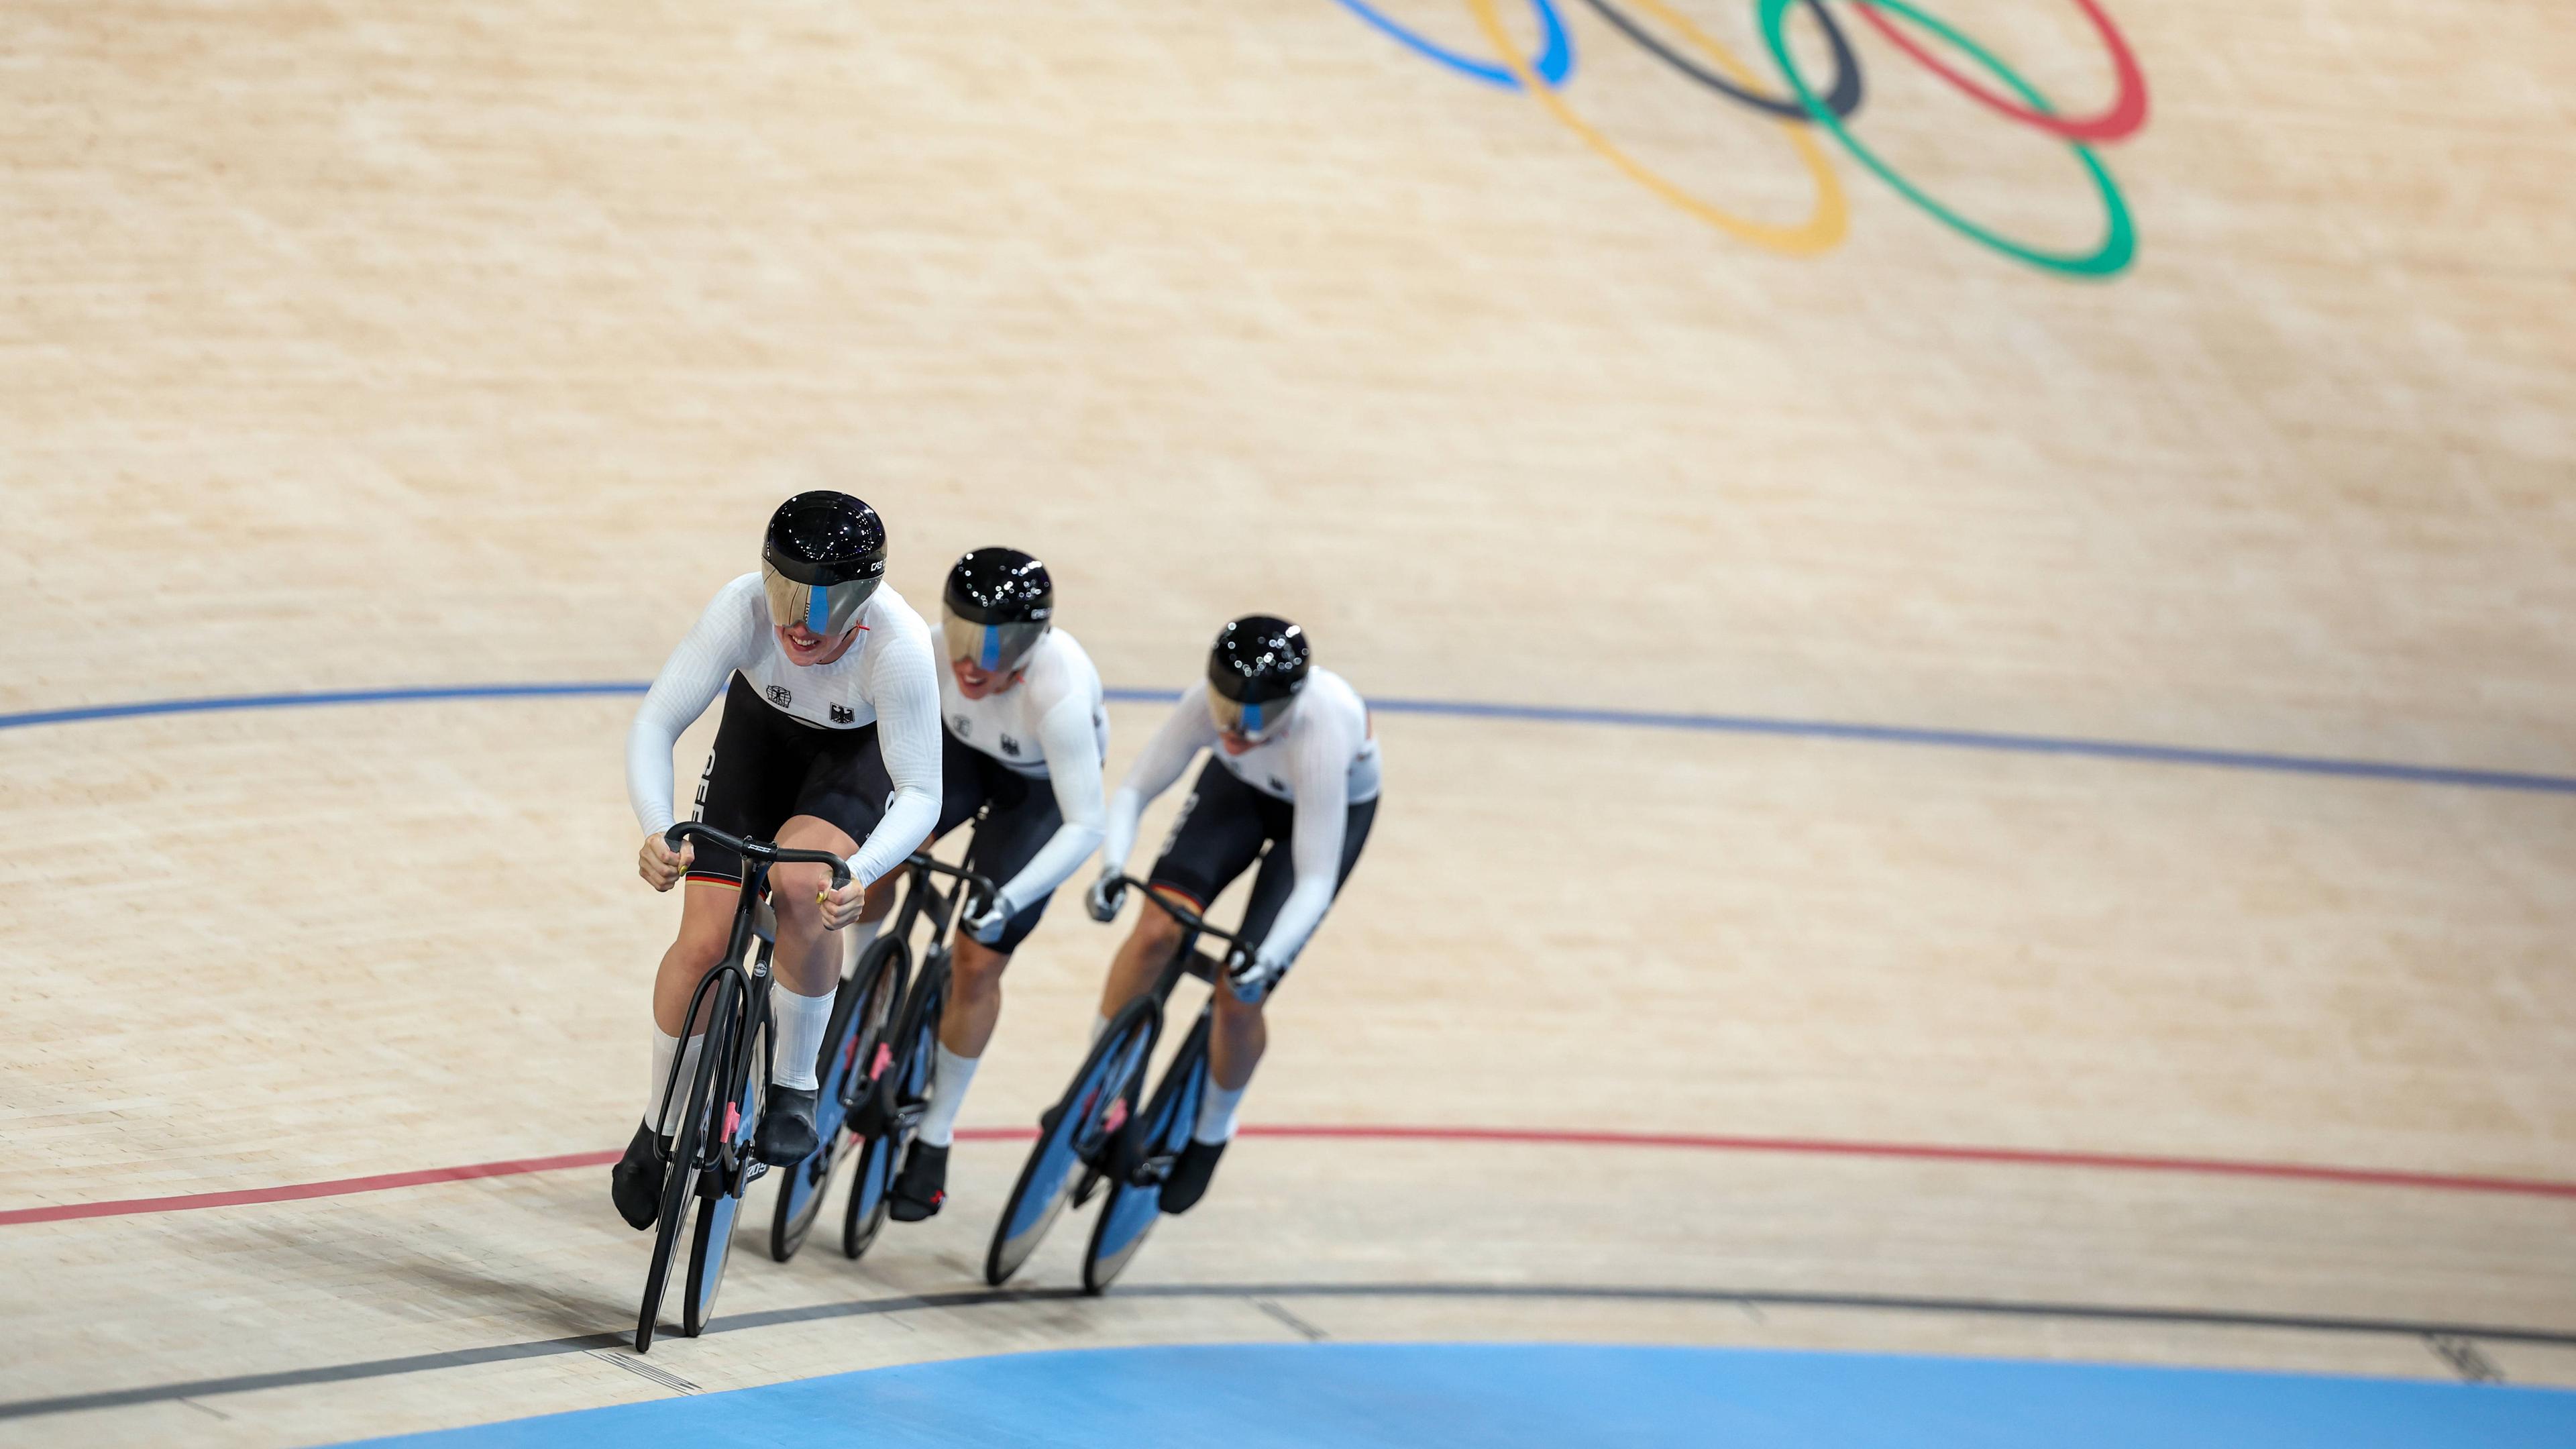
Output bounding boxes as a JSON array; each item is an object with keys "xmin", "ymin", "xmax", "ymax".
[{"xmin": 1071, "ymin": 1167, "xmax": 1103, "ymax": 1208}]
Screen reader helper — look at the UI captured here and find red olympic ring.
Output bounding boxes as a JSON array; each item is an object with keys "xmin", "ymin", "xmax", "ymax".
[{"xmin": 1849, "ymin": 0, "xmax": 2148, "ymax": 144}]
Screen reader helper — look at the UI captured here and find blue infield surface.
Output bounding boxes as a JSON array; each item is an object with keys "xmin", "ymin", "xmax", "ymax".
[{"xmin": 345, "ymin": 1340, "xmax": 2576, "ymax": 1448}]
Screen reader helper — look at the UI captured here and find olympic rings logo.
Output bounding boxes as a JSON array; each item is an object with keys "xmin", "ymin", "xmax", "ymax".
[{"xmin": 1332, "ymin": 0, "xmax": 2149, "ymax": 278}]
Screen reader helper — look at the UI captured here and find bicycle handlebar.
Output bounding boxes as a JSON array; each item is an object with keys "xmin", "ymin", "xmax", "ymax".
[
  {"xmin": 664, "ymin": 822, "xmax": 852, "ymax": 890},
  {"xmin": 901, "ymin": 851, "xmax": 1000, "ymax": 909},
  {"xmin": 1107, "ymin": 873, "xmax": 1244, "ymax": 947}
]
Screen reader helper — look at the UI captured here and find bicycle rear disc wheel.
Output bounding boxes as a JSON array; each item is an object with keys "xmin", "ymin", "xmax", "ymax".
[
  {"xmin": 683, "ymin": 1053, "xmax": 761, "ymax": 1338},
  {"xmin": 986, "ymin": 1000, "xmax": 1157, "ymax": 1286},
  {"xmin": 1087, "ymin": 1016, "xmax": 1205, "ymax": 1284},
  {"xmin": 1081, "ymin": 1175, "xmax": 1160, "ymax": 1295},
  {"xmin": 841, "ymin": 1124, "xmax": 899, "ymax": 1259},
  {"xmin": 684, "ymin": 1181, "xmax": 740, "ymax": 1338},
  {"xmin": 1081, "ymin": 1022, "xmax": 1207, "ymax": 1295},
  {"xmin": 771, "ymin": 937, "xmax": 902, "ymax": 1261}
]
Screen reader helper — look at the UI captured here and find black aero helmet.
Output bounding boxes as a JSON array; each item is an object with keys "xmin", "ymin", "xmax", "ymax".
[
  {"xmin": 1206, "ymin": 614, "xmax": 1309, "ymax": 741},
  {"xmin": 761, "ymin": 491, "xmax": 887, "ymax": 637},
  {"xmin": 942, "ymin": 547, "xmax": 1055, "ymax": 675}
]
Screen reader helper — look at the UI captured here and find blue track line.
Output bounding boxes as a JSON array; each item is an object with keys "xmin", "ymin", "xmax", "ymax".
[
  {"xmin": 0, "ymin": 683, "xmax": 648, "ymax": 732},
  {"xmin": 1, "ymin": 682, "xmax": 2570, "ymax": 797}
]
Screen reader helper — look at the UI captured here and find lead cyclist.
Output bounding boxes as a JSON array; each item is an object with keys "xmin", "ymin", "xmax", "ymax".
[
  {"xmin": 611, "ymin": 490, "xmax": 943, "ymax": 1232},
  {"xmin": 1085, "ymin": 615, "xmax": 1381, "ymax": 1212}
]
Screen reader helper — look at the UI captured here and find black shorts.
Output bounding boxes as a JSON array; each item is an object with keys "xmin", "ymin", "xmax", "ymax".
[
  {"xmin": 686, "ymin": 674, "xmax": 900, "ymax": 886},
  {"xmin": 1146, "ymin": 758, "xmax": 1376, "ymax": 974},
  {"xmin": 930, "ymin": 731, "xmax": 1067, "ymax": 954}
]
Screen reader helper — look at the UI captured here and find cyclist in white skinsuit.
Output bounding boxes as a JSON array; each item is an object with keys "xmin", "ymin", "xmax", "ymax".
[
  {"xmin": 610, "ymin": 492, "xmax": 943, "ymax": 1234},
  {"xmin": 1085, "ymin": 614, "xmax": 1380, "ymax": 1213},
  {"xmin": 884, "ymin": 547, "xmax": 1112, "ymax": 1222}
]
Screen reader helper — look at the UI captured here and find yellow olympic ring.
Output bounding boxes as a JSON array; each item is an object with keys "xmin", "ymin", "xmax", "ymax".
[{"xmin": 1464, "ymin": 0, "xmax": 1847, "ymax": 256}]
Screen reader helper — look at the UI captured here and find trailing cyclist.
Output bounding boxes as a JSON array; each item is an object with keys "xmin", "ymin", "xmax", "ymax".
[
  {"xmin": 884, "ymin": 547, "xmax": 1111, "ymax": 1222},
  {"xmin": 614, "ymin": 490, "xmax": 944, "ymax": 1232},
  {"xmin": 1085, "ymin": 614, "xmax": 1381, "ymax": 1213}
]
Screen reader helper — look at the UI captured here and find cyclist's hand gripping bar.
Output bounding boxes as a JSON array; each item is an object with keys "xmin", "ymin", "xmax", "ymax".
[{"xmin": 664, "ymin": 822, "xmax": 853, "ymax": 890}]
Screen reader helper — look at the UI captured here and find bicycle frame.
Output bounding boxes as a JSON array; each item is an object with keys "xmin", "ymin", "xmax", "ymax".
[
  {"xmin": 1073, "ymin": 877, "xmax": 1263, "ymax": 1291},
  {"xmin": 1084, "ymin": 874, "xmax": 1252, "ymax": 1185},
  {"xmin": 657, "ymin": 823, "xmax": 852, "ymax": 1185},
  {"xmin": 635, "ymin": 822, "xmax": 850, "ymax": 1351}
]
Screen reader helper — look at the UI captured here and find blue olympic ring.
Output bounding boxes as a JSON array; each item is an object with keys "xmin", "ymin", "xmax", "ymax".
[{"xmin": 1330, "ymin": 0, "xmax": 1575, "ymax": 90}]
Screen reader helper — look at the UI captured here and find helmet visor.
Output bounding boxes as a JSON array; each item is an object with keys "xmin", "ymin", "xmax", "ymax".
[
  {"xmin": 1207, "ymin": 689, "xmax": 1297, "ymax": 745},
  {"xmin": 943, "ymin": 612, "xmax": 1049, "ymax": 676},
  {"xmin": 763, "ymin": 561, "xmax": 879, "ymax": 639}
]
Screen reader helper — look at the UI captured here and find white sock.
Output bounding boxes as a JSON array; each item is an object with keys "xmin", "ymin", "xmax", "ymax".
[
  {"xmin": 916, "ymin": 1044, "xmax": 980, "ymax": 1148},
  {"xmin": 769, "ymin": 983, "xmax": 835, "ymax": 1091},
  {"xmin": 649, "ymin": 1028, "xmax": 704, "ymax": 1138},
  {"xmin": 841, "ymin": 913, "xmax": 885, "ymax": 974},
  {"xmin": 1193, "ymin": 1078, "xmax": 1246, "ymax": 1146},
  {"xmin": 1090, "ymin": 1013, "xmax": 1112, "ymax": 1044}
]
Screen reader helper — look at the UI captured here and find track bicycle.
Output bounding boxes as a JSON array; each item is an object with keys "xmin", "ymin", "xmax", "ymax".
[
  {"xmin": 771, "ymin": 847, "xmax": 994, "ymax": 1263},
  {"xmin": 634, "ymin": 821, "xmax": 848, "ymax": 1353},
  {"xmin": 984, "ymin": 875, "xmax": 1247, "ymax": 1295}
]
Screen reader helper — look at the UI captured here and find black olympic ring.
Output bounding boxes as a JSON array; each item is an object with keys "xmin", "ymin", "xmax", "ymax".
[{"xmin": 1576, "ymin": 0, "xmax": 1864, "ymax": 122}]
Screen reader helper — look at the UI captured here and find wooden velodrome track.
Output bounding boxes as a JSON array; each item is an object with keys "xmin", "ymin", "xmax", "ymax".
[{"xmin": 5, "ymin": 0, "xmax": 2575, "ymax": 1442}]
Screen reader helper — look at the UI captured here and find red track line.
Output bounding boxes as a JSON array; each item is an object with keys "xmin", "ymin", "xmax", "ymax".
[
  {"xmin": 0, "ymin": 1149, "xmax": 623, "ymax": 1226},
  {"xmin": 5, "ymin": 1126, "xmax": 2571, "ymax": 1228},
  {"xmin": 1228, "ymin": 1126, "xmax": 2576, "ymax": 1198}
]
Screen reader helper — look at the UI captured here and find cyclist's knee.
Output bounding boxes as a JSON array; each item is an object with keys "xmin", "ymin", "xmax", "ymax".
[
  {"xmin": 768, "ymin": 862, "xmax": 835, "ymax": 926},
  {"xmin": 1129, "ymin": 899, "xmax": 1185, "ymax": 951},
  {"xmin": 663, "ymin": 927, "xmax": 729, "ymax": 980},
  {"xmin": 951, "ymin": 937, "xmax": 1008, "ymax": 994}
]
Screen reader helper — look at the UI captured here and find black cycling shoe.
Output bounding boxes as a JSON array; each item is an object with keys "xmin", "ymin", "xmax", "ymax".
[
  {"xmin": 889, "ymin": 1141, "xmax": 949, "ymax": 1222},
  {"xmin": 610, "ymin": 1120, "xmax": 668, "ymax": 1231},
  {"xmin": 1158, "ymin": 1137, "xmax": 1227, "ymax": 1215},
  {"xmin": 754, "ymin": 1086, "xmax": 820, "ymax": 1165}
]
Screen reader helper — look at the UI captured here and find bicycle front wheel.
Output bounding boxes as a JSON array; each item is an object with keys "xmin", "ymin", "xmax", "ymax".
[
  {"xmin": 684, "ymin": 1031, "xmax": 763, "ymax": 1338},
  {"xmin": 637, "ymin": 977, "xmax": 737, "ymax": 1352}
]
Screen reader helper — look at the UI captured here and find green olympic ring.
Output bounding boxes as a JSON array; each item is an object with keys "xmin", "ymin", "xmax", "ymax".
[{"xmin": 1758, "ymin": 0, "xmax": 2136, "ymax": 278}]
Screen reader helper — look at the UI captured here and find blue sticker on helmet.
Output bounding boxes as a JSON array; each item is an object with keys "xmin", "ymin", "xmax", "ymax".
[
  {"xmin": 1242, "ymin": 702, "xmax": 1264, "ymax": 735},
  {"xmin": 805, "ymin": 585, "xmax": 828, "ymax": 633},
  {"xmin": 980, "ymin": 626, "xmax": 1002, "ymax": 669}
]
